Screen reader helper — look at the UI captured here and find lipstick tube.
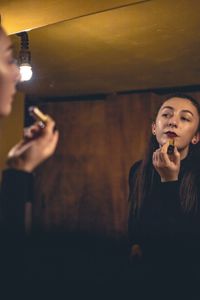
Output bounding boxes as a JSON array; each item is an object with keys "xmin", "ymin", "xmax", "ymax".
[
  {"xmin": 29, "ymin": 106, "xmax": 48, "ymax": 127},
  {"xmin": 167, "ymin": 139, "xmax": 175, "ymax": 155}
]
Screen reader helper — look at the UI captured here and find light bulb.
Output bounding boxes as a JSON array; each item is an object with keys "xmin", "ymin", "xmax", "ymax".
[{"xmin": 20, "ymin": 64, "xmax": 32, "ymax": 81}]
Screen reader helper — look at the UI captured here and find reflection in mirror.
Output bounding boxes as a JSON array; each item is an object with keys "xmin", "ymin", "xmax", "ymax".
[{"xmin": 7, "ymin": 0, "xmax": 200, "ymax": 282}]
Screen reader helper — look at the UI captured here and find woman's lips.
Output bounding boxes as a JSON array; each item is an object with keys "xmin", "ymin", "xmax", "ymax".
[{"xmin": 165, "ymin": 132, "xmax": 178, "ymax": 138}]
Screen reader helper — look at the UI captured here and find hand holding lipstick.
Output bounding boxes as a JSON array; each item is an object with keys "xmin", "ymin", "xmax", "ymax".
[
  {"xmin": 152, "ymin": 140, "xmax": 180, "ymax": 182},
  {"xmin": 6, "ymin": 113, "xmax": 59, "ymax": 172}
]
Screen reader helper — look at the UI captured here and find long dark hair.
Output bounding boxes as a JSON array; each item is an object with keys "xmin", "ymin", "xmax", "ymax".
[{"xmin": 130, "ymin": 93, "xmax": 200, "ymax": 215}]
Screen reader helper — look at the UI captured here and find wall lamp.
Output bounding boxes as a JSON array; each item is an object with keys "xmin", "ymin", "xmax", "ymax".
[{"xmin": 17, "ymin": 32, "xmax": 33, "ymax": 81}]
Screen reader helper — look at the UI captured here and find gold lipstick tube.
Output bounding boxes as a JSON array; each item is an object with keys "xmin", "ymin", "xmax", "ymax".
[
  {"xmin": 29, "ymin": 106, "xmax": 48, "ymax": 127},
  {"xmin": 167, "ymin": 139, "xmax": 175, "ymax": 155}
]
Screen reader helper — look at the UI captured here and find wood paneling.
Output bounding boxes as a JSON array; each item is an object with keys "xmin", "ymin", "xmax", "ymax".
[{"xmin": 32, "ymin": 92, "xmax": 162, "ymax": 238}]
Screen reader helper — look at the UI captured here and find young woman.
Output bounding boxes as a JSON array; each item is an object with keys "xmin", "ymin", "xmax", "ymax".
[
  {"xmin": 128, "ymin": 93, "xmax": 200, "ymax": 283},
  {"xmin": 0, "ymin": 26, "xmax": 59, "ymax": 232}
]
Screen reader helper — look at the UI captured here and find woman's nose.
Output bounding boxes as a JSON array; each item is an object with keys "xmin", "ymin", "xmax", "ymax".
[{"xmin": 168, "ymin": 117, "xmax": 178, "ymax": 128}]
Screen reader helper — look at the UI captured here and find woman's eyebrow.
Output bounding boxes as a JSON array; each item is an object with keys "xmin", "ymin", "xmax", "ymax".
[
  {"xmin": 161, "ymin": 106, "xmax": 173, "ymax": 111},
  {"xmin": 182, "ymin": 110, "xmax": 194, "ymax": 116}
]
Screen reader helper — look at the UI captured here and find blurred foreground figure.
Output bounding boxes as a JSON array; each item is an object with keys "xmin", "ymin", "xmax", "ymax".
[{"xmin": 0, "ymin": 26, "xmax": 59, "ymax": 280}]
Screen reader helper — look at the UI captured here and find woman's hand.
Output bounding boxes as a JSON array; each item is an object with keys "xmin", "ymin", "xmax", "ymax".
[
  {"xmin": 6, "ymin": 116, "xmax": 59, "ymax": 172},
  {"xmin": 130, "ymin": 244, "xmax": 143, "ymax": 262},
  {"xmin": 152, "ymin": 141, "xmax": 180, "ymax": 182}
]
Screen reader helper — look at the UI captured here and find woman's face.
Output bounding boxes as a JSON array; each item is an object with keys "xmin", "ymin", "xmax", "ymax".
[
  {"xmin": 0, "ymin": 28, "xmax": 20, "ymax": 116},
  {"xmin": 152, "ymin": 97, "xmax": 200, "ymax": 156}
]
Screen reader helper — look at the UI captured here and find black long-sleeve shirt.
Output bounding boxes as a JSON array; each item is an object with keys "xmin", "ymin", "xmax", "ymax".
[
  {"xmin": 0, "ymin": 169, "xmax": 34, "ymax": 280},
  {"xmin": 128, "ymin": 158, "xmax": 200, "ymax": 263},
  {"xmin": 0, "ymin": 168, "xmax": 34, "ymax": 234}
]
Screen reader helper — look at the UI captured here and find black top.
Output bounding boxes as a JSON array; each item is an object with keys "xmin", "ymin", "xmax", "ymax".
[
  {"xmin": 128, "ymin": 157, "xmax": 200, "ymax": 263},
  {"xmin": 0, "ymin": 169, "xmax": 34, "ymax": 280},
  {"xmin": 0, "ymin": 168, "xmax": 34, "ymax": 234}
]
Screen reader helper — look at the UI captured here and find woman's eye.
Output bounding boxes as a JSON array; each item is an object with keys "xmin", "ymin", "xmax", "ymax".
[
  {"xmin": 162, "ymin": 113, "xmax": 170, "ymax": 118},
  {"xmin": 181, "ymin": 116, "xmax": 190, "ymax": 122}
]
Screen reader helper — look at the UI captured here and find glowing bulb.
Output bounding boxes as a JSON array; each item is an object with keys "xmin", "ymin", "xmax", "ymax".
[{"xmin": 20, "ymin": 64, "xmax": 32, "ymax": 81}]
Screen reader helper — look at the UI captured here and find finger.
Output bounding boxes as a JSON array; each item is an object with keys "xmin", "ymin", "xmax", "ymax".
[
  {"xmin": 24, "ymin": 126, "xmax": 37, "ymax": 136},
  {"xmin": 43, "ymin": 116, "xmax": 56, "ymax": 133},
  {"xmin": 155, "ymin": 148, "xmax": 170, "ymax": 166},
  {"xmin": 160, "ymin": 142, "xmax": 168, "ymax": 154},
  {"xmin": 24, "ymin": 118, "xmax": 55, "ymax": 141},
  {"xmin": 48, "ymin": 130, "xmax": 59, "ymax": 154},
  {"xmin": 41, "ymin": 130, "xmax": 59, "ymax": 158},
  {"xmin": 160, "ymin": 141, "xmax": 177, "ymax": 162},
  {"xmin": 152, "ymin": 151, "xmax": 157, "ymax": 165},
  {"xmin": 160, "ymin": 151, "xmax": 171, "ymax": 164},
  {"xmin": 8, "ymin": 140, "xmax": 35, "ymax": 158},
  {"xmin": 153, "ymin": 149, "xmax": 160, "ymax": 166},
  {"xmin": 23, "ymin": 124, "xmax": 43, "ymax": 139},
  {"xmin": 23, "ymin": 128, "xmax": 32, "ymax": 139}
]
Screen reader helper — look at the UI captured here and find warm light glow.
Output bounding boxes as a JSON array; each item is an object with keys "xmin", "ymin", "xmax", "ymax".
[{"xmin": 20, "ymin": 64, "xmax": 33, "ymax": 81}]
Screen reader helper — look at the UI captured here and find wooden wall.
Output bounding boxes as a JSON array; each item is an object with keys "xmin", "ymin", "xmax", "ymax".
[
  {"xmin": 32, "ymin": 91, "xmax": 200, "ymax": 240},
  {"xmin": 32, "ymin": 92, "xmax": 164, "ymax": 240}
]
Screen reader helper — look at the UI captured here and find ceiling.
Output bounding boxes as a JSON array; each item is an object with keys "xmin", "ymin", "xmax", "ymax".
[{"xmin": 1, "ymin": 0, "xmax": 200, "ymax": 98}]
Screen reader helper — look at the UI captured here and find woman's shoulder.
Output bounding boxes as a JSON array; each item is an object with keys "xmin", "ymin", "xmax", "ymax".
[{"xmin": 129, "ymin": 160, "xmax": 142, "ymax": 173}]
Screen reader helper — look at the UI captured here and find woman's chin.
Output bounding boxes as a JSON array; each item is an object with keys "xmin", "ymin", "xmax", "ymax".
[{"xmin": 0, "ymin": 103, "xmax": 12, "ymax": 117}]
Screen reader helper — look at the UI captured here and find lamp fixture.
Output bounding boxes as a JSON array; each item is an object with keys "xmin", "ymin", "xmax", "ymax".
[{"xmin": 17, "ymin": 31, "xmax": 33, "ymax": 81}]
